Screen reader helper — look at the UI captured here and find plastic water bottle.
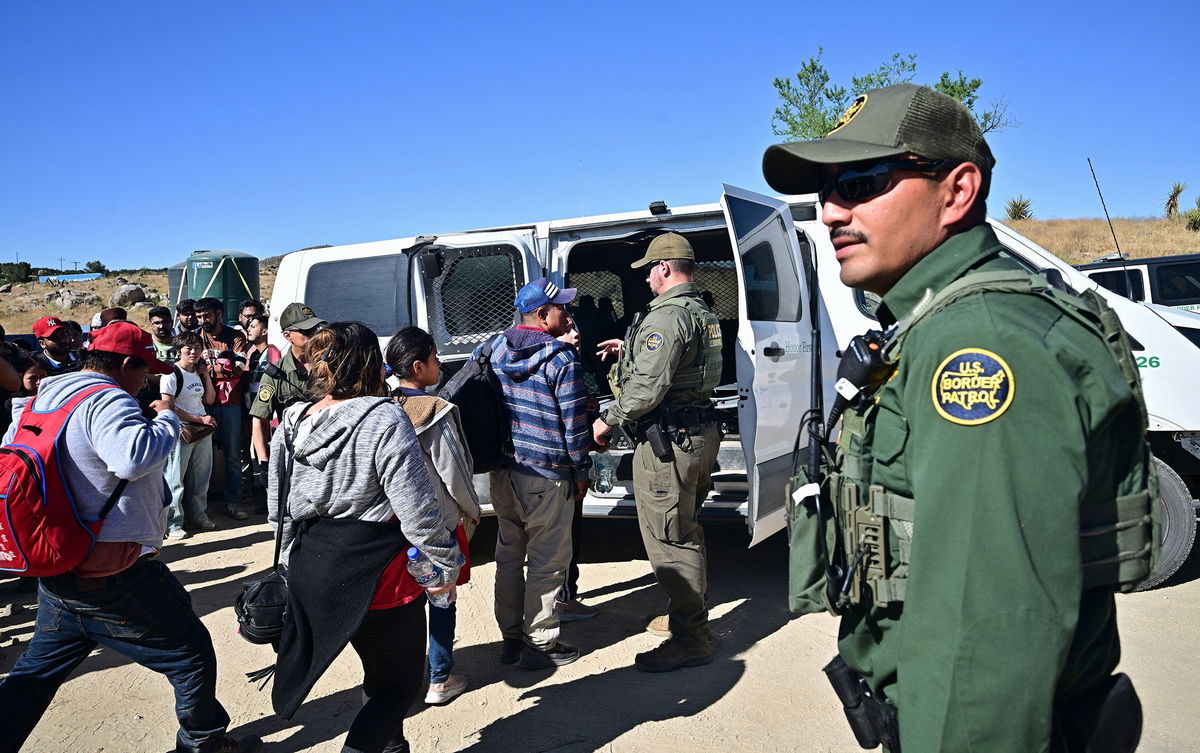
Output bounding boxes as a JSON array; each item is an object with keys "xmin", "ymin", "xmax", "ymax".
[
  {"xmin": 592, "ymin": 451, "xmax": 617, "ymax": 494},
  {"xmin": 406, "ymin": 547, "xmax": 454, "ymax": 608}
]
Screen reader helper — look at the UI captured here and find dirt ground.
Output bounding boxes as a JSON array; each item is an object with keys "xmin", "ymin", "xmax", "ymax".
[{"xmin": 2, "ymin": 515, "xmax": 1198, "ymax": 753}]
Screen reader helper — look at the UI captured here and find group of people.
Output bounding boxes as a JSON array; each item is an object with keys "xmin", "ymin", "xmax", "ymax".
[{"xmin": 0, "ymin": 82, "xmax": 1156, "ymax": 753}]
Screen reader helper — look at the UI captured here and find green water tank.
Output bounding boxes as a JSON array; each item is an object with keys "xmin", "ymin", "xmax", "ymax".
[{"xmin": 175, "ymin": 250, "xmax": 260, "ymax": 323}]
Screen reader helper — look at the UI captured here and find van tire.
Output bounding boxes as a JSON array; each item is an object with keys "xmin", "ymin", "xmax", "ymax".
[{"xmin": 1136, "ymin": 457, "xmax": 1197, "ymax": 591}]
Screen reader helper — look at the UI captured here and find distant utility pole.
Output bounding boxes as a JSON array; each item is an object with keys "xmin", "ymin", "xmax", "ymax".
[
  {"xmin": 72, "ymin": 261, "xmax": 80, "ymax": 270},
  {"xmin": 57, "ymin": 256, "xmax": 66, "ymax": 271}
]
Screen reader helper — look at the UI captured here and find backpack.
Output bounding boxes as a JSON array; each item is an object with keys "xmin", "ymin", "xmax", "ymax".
[
  {"xmin": 0, "ymin": 384, "xmax": 129, "ymax": 576},
  {"xmin": 437, "ymin": 335, "xmax": 513, "ymax": 473}
]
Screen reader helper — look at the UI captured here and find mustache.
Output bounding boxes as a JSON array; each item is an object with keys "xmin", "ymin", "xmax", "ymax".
[{"xmin": 830, "ymin": 228, "xmax": 868, "ymax": 245}]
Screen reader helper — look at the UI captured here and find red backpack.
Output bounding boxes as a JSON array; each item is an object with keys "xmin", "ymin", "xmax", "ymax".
[{"xmin": 0, "ymin": 384, "xmax": 129, "ymax": 576}]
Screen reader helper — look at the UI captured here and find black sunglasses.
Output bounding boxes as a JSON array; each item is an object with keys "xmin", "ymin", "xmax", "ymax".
[{"xmin": 818, "ymin": 157, "xmax": 951, "ymax": 204}]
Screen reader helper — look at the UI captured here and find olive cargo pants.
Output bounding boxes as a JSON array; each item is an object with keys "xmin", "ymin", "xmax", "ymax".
[{"xmin": 633, "ymin": 422, "xmax": 720, "ymax": 651}]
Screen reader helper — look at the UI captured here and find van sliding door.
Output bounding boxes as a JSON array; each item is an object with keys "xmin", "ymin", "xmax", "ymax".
[
  {"xmin": 720, "ymin": 185, "xmax": 810, "ymax": 545},
  {"xmin": 414, "ymin": 231, "xmax": 539, "ymax": 359}
]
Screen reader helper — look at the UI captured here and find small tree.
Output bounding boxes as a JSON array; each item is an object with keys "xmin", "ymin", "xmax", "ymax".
[
  {"xmin": 1165, "ymin": 182, "xmax": 1187, "ymax": 219},
  {"xmin": 772, "ymin": 49, "xmax": 1018, "ymax": 141},
  {"xmin": 84, "ymin": 260, "xmax": 109, "ymax": 275},
  {"xmin": 1005, "ymin": 196, "xmax": 1033, "ymax": 221}
]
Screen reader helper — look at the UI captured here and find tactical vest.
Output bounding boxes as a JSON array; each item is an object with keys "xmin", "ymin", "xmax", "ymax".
[
  {"xmin": 797, "ymin": 271, "xmax": 1158, "ymax": 615},
  {"xmin": 612, "ymin": 294, "xmax": 722, "ymax": 400}
]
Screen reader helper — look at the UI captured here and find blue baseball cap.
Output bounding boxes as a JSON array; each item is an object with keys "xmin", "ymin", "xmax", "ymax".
[{"xmin": 515, "ymin": 277, "xmax": 577, "ymax": 314}]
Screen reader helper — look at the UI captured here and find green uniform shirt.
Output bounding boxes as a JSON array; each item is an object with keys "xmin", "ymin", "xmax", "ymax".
[
  {"xmin": 605, "ymin": 282, "xmax": 721, "ymax": 425},
  {"xmin": 838, "ymin": 224, "xmax": 1147, "ymax": 751},
  {"xmin": 249, "ymin": 348, "xmax": 308, "ymax": 421}
]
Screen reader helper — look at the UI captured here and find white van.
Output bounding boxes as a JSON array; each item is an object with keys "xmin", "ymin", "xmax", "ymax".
[
  {"xmin": 1078, "ymin": 253, "xmax": 1200, "ymax": 315},
  {"xmin": 270, "ymin": 187, "xmax": 1200, "ymax": 584}
]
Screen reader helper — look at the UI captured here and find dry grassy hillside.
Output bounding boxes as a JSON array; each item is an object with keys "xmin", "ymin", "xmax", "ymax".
[
  {"xmin": 1007, "ymin": 217, "xmax": 1200, "ymax": 265},
  {"xmin": 2, "ymin": 220, "xmax": 1197, "ymax": 335}
]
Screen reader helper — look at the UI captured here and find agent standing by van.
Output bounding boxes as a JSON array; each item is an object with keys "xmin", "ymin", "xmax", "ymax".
[
  {"xmin": 249, "ymin": 302, "xmax": 325, "ymax": 474},
  {"xmin": 592, "ymin": 233, "xmax": 722, "ymax": 673},
  {"xmin": 761, "ymin": 84, "xmax": 1152, "ymax": 752}
]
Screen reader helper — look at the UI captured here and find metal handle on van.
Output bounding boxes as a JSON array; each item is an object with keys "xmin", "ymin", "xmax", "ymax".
[{"xmin": 764, "ymin": 346, "xmax": 785, "ymax": 358}]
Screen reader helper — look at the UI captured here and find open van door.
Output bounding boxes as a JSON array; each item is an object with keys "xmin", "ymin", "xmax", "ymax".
[
  {"xmin": 720, "ymin": 185, "xmax": 810, "ymax": 545},
  {"xmin": 412, "ymin": 230, "xmax": 540, "ymax": 360}
]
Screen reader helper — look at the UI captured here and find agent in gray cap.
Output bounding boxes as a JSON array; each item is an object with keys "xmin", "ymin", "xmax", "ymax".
[
  {"xmin": 592, "ymin": 231, "xmax": 723, "ymax": 673},
  {"xmin": 766, "ymin": 84, "xmax": 1151, "ymax": 753},
  {"xmin": 249, "ymin": 302, "xmax": 327, "ymax": 477}
]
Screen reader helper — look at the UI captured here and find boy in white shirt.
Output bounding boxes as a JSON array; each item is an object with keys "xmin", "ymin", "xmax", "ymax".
[{"xmin": 162, "ymin": 331, "xmax": 217, "ymax": 539}]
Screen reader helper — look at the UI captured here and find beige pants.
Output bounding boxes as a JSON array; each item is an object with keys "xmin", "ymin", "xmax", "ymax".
[{"xmin": 490, "ymin": 468, "xmax": 574, "ymax": 649}]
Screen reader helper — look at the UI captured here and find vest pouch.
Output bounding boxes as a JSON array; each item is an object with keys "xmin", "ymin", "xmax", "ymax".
[
  {"xmin": 786, "ymin": 466, "xmax": 837, "ymax": 615},
  {"xmin": 869, "ymin": 407, "xmax": 909, "ymax": 465},
  {"xmin": 1080, "ymin": 491, "xmax": 1154, "ymax": 592}
]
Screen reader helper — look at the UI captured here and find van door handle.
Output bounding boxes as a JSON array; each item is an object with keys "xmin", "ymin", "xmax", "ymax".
[{"xmin": 763, "ymin": 346, "xmax": 785, "ymax": 358}]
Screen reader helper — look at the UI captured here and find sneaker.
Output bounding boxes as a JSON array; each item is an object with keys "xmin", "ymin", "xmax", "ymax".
[
  {"xmin": 499, "ymin": 637, "xmax": 523, "ymax": 665},
  {"xmin": 211, "ymin": 734, "xmax": 264, "ymax": 753},
  {"xmin": 166, "ymin": 528, "xmax": 189, "ymax": 540},
  {"xmin": 646, "ymin": 614, "xmax": 669, "ymax": 638},
  {"xmin": 227, "ymin": 506, "xmax": 249, "ymax": 521},
  {"xmin": 634, "ymin": 639, "xmax": 712, "ymax": 673},
  {"xmin": 555, "ymin": 598, "xmax": 599, "ymax": 622},
  {"xmin": 193, "ymin": 516, "xmax": 217, "ymax": 531},
  {"xmin": 519, "ymin": 641, "xmax": 580, "ymax": 669},
  {"xmin": 425, "ymin": 674, "xmax": 468, "ymax": 704}
]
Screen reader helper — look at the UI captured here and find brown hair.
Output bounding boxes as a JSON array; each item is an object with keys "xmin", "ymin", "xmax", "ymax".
[{"xmin": 304, "ymin": 321, "xmax": 385, "ymax": 399}]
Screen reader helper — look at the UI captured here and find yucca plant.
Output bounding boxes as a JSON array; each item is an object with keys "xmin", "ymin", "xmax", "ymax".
[
  {"xmin": 1005, "ymin": 196, "xmax": 1033, "ymax": 221},
  {"xmin": 1165, "ymin": 182, "xmax": 1187, "ymax": 219}
]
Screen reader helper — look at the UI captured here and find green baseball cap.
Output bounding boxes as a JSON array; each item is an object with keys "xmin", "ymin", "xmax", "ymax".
[
  {"xmin": 631, "ymin": 232, "xmax": 695, "ymax": 269},
  {"xmin": 279, "ymin": 302, "xmax": 325, "ymax": 331},
  {"xmin": 762, "ymin": 83, "xmax": 995, "ymax": 198}
]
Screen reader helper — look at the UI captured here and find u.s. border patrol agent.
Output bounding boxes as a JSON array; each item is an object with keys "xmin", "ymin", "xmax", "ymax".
[
  {"xmin": 592, "ymin": 232, "xmax": 723, "ymax": 673},
  {"xmin": 763, "ymin": 84, "xmax": 1154, "ymax": 753},
  {"xmin": 250, "ymin": 303, "xmax": 325, "ymax": 423},
  {"xmin": 249, "ymin": 302, "xmax": 326, "ymax": 475}
]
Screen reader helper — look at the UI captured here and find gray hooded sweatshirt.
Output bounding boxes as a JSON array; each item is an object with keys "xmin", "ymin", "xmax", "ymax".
[
  {"xmin": 267, "ymin": 397, "xmax": 461, "ymax": 583},
  {"xmin": 2, "ymin": 371, "xmax": 179, "ymax": 548}
]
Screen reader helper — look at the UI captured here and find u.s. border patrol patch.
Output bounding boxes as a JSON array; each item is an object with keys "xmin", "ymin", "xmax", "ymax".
[
  {"xmin": 257, "ymin": 384, "xmax": 275, "ymax": 404},
  {"xmin": 645, "ymin": 332, "xmax": 664, "ymax": 352},
  {"xmin": 930, "ymin": 348, "xmax": 1014, "ymax": 425}
]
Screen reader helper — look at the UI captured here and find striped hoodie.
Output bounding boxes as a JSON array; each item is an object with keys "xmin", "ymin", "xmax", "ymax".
[{"xmin": 480, "ymin": 326, "xmax": 592, "ymax": 482}]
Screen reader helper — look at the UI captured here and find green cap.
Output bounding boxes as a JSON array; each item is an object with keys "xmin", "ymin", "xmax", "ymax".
[
  {"xmin": 762, "ymin": 83, "xmax": 995, "ymax": 198},
  {"xmin": 631, "ymin": 232, "xmax": 695, "ymax": 269},
  {"xmin": 279, "ymin": 302, "xmax": 325, "ymax": 331}
]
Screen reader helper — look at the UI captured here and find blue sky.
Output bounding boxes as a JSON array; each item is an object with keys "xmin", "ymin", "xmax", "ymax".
[{"xmin": 3, "ymin": 1, "xmax": 1198, "ymax": 270}]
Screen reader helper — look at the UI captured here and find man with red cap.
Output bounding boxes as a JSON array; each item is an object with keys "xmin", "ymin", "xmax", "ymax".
[
  {"xmin": 0, "ymin": 321, "xmax": 261, "ymax": 753},
  {"xmin": 32, "ymin": 315, "xmax": 80, "ymax": 374}
]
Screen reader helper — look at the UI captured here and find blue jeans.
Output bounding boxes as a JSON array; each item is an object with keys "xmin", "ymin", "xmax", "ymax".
[
  {"xmin": 427, "ymin": 600, "xmax": 456, "ymax": 683},
  {"xmin": 209, "ymin": 403, "xmax": 243, "ymax": 511},
  {"xmin": 0, "ymin": 557, "xmax": 230, "ymax": 753},
  {"xmin": 165, "ymin": 435, "xmax": 214, "ymax": 530}
]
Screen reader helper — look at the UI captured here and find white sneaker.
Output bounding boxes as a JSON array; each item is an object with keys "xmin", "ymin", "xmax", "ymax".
[
  {"xmin": 424, "ymin": 674, "xmax": 468, "ymax": 704},
  {"xmin": 166, "ymin": 528, "xmax": 189, "ymax": 540}
]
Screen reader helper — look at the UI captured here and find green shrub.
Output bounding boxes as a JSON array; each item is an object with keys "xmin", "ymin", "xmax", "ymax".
[
  {"xmin": 1005, "ymin": 196, "xmax": 1033, "ymax": 221},
  {"xmin": 1184, "ymin": 208, "xmax": 1200, "ymax": 232}
]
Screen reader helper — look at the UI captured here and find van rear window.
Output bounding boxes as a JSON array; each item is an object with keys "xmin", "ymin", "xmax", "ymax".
[
  {"xmin": 305, "ymin": 256, "xmax": 411, "ymax": 335},
  {"xmin": 1155, "ymin": 261, "xmax": 1200, "ymax": 306}
]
